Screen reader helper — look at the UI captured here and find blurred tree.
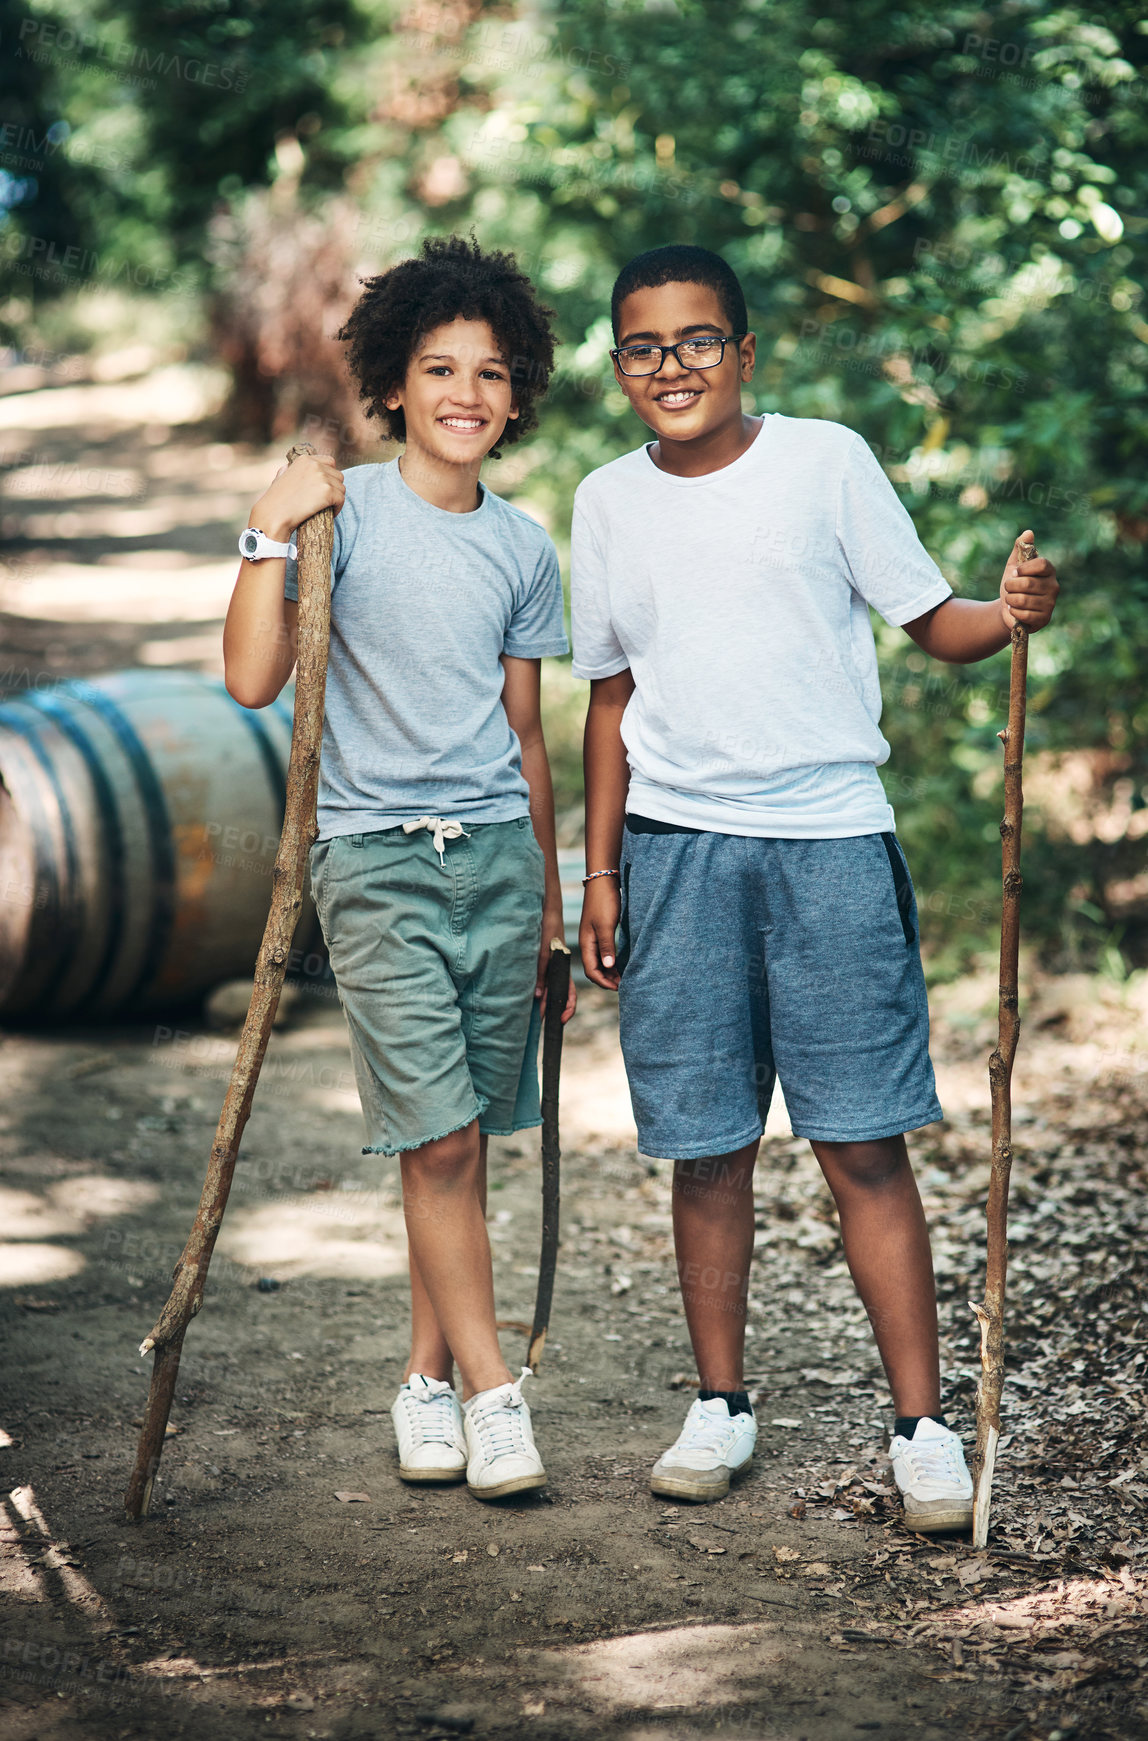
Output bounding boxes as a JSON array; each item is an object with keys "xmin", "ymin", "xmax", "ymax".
[
  {"xmin": 5, "ymin": 0, "xmax": 1147, "ymax": 964},
  {"xmin": 0, "ymin": 0, "xmax": 107, "ymax": 318},
  {"xmin": 108, "ymin": 0, "xmax": 383, "ymax": 245},
  {"xmin": 410, "ymin": 0, "xmax": 1148, "ymax": 965},
  {"xmin": 0, "ymin": 0, "xmax": 388, "ymax": 323}
]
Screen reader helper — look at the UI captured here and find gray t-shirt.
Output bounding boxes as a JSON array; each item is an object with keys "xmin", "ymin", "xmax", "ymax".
[{"xmin": 285, "ymin": 459, "xmax": 568, "ymax": 838}]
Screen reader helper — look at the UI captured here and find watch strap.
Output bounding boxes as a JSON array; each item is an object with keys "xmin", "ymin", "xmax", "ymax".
[{"xmin": 239, "ymin": 527, "xmax": 297, "ymax": 561}]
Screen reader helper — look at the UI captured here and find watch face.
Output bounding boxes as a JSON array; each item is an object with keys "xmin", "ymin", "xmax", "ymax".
[{"xmin": 241, "ymin": 530, "xmax": 258, "ymax": 557}]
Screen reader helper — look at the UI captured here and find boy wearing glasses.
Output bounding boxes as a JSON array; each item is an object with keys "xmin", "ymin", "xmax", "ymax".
[{"xmin": 574, "ymin": 244, "xmax": 1059, "ymax": 1531}]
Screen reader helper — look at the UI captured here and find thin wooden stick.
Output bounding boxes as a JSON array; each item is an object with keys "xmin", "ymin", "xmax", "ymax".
[
  {"xmin": 124, "ymin": 445, "xmax": 332, "ymax": 1520},
  {"xmin": 971, "ymin": 539, "xmax": 1034, "ymax": 1548},
  {"xmin": 527, "ymin": 940, "xmax": 571, "ymax": 1375}
]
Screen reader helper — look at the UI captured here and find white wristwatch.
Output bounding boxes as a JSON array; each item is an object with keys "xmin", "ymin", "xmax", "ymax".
[{"xmin": 238, "ymin": 526, "xmax": 296, "ymax": 561}]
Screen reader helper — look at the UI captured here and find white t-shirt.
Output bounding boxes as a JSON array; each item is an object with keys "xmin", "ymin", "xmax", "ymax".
[{"xmin": 570, "ymin": 414, "xmax": 952, "ymax": 838}]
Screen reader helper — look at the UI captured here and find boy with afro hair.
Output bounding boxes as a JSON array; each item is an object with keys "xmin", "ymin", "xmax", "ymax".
[{"xmin": 225, "ymin": 235, "xmax": 575, "ymax": 1501}]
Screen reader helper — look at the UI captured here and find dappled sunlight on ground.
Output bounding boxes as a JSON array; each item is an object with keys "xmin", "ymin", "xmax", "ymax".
[
  {"xmin": 0, "ymin": 1176, "xmax": 159, "ymax": 1291},
  {"xmin": 137, "ymin": 632, "xmax": 228, "ymax": 669},
  {"xmin": 0, "ymin": 366, "xmax": 227, "ymax": 433},
  {"xmin": 536, "ymin": 1618, "xmax": 785, "ymax": 1712},
  {"xmin": 0, "ymin": 1178, "xmax": 158, "ymax": 1239},
  {"xmin": 4, "ymin": 1484, "xmax": 114, "ymax": 1623},
  {"xmin": 216, "ymin": 1191, "xmax": 409, "ymax": 1281},
  {"xmin": 0, "ymin": 1244, "xmax": 87, "ymax": 1287},
  {"xmin": 922, "ymin": 1567, "xmax": 1147, "ymax": 1645},
  {"xmin": 0, "ymin": 559, "xmax": 238, "ymax": 623}
]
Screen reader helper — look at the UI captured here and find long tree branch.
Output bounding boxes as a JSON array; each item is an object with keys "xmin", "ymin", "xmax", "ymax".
[
  {"xmin": 971, "ymin": 543, "xmax": 1034, "ymax": 1547},
  {"xmin": 124, "ymin": 444, "xmax": 332, "ymax": 1520}
]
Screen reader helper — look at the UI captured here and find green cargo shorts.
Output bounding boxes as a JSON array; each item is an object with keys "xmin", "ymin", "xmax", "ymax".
[{"xmin": 309, "ymin": 815, "xmax": 545, "ymax": 1156}]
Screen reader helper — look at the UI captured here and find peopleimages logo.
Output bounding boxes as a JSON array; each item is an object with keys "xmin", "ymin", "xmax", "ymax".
[
  {"xmin": 16, "ymin": 19, "xmax": 250, "ymax": 92},
  {"xmin": 0, "ymin": 231, "xmax": 193, "ymax": 293},
  {"xmin": 862, "ymin": 119, "xmax": 1042, "ymax": 181}
]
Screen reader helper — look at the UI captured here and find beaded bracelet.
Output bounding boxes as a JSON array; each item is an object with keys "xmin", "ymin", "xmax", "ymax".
[{"xmin": 582, "ymin": 868, "xmax": 620, "ymax": 885}]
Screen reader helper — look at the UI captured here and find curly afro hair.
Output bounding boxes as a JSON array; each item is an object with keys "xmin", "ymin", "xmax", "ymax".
[{"xmin": 338, "ymin": 234, "xmax": 556, "ymax": 457}]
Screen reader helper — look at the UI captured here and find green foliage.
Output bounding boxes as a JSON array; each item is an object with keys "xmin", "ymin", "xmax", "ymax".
[
  {"xmin": 6, "ymin": 0, "xmax": 1147, "ymax": 964},
  {"xmin": 102, "ymin": 0, "xmax": 381, "ymax": 244},
  {"xmin": 418, "ymin": 0, "xmax": 1148, "ymax": 965},
  {"xmin": 0, "ymin": 0, "xmax": 111, "ymax": 308},
  {"xmin": 0, "ymin": 0, "xmax": 385, "ymax": 313}
]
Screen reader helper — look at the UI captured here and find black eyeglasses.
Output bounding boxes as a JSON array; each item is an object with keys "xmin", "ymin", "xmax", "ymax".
[{"xmin": 611, "ymin": 333, "xmax": 746, "ymax": 377}]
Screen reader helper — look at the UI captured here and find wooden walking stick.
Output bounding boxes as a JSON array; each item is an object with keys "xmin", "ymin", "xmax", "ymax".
[
  {"xmin": 970, "ymin": 537, "xmax": 1035, "ymax": 1548},
  {"xmin": 124, "ymin": 444, "xmax": 333, "ymax": 1520},
  {"xmin": 527, "ymin": 940, "xmax": 571, "ymax": 1374}
]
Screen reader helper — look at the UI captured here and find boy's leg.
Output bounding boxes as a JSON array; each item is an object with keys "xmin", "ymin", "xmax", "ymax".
[
  {"xmin": 401, "ymin": 1122, "xmax": 512, "ymax": 1401},
  {"xmin": 671, "ymin": 1140, "xmax": 760, "ymax": 1389},
  {"xmin": 810, "ymin": 1134, "xmax": 941, "ymax": 1416},
  {"xmin": 758, "ymin": 835, "xmax": 947, "ymax": 1421},
  {"xmin": 669, "ymin": 1131, "xmax": 940, "ymax": 1410},
  {"xmin": 404, "ymin": 1135, "xmax": 489, "ymax": 1384}
]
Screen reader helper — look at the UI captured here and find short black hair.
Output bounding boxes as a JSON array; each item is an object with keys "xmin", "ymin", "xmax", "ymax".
[
  {"xmin": 611, "ymin": 244, "xmax": 748, "ymax": 340},
  {"xmin": 338, "ymin": 234, "xmax": 556, "ymax": 456}
]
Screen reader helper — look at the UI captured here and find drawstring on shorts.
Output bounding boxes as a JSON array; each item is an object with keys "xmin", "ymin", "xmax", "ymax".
[{"xmin": 402, "ymin": 815, "xmax": 471, "ymax": 866}]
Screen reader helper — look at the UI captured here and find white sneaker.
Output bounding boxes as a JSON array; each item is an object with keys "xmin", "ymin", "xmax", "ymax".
[
  {"xmin": 391, "ymin": 1374, "xmax": 467, "ymax": 1483},
  {"xmin": 889, "ymin": 1418, "xmax": 974, "ymax": 1533},
  {"xmin": 650, "ymin": 1397, "xmax": 757, "ymax": 1502},
  {"xmin": 463, "ymin": 1367, "xmax": 546, "ymax": 1500}
]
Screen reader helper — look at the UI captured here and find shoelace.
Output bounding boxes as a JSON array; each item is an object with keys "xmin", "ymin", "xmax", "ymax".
[
  {"xmin": 402, "ymin": 815, "xmax": 471, "ymax": 865},
  {"xmin": 901, "ymin": 1435, "xmax": 963, "ymax": 1486},
  {"xmin": 467, "ymin": 1367, "xmax": 532, "ymax": 1460},
  {"xmin": 401, "ymin": 1376, "xmax": 459, "ymax": 1447},
  {"xmin": 675, "ymin": 1404, "xmax": 741, "ymax": 1453}
]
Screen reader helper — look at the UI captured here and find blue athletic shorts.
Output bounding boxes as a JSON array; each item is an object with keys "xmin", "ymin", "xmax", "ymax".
[{"xmin": 616, "ymin": 818, "xmax": 943, "ymax": 1158}]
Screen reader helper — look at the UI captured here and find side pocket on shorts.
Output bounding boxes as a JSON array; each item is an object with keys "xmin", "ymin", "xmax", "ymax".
[
  {"xmin": 515, "ymin": 815, "xmax": 546, "ymax": 897},
  {"xmin": 309, "ymin": 839, "xmax": 333, "ymax": 935},
  {"xmin": 616, "ymin": 855, "xmax": 632, "ymax": 976},
  {"xmin": 880, "ymin": 832, "xmax": 917, "ymax": 947}
]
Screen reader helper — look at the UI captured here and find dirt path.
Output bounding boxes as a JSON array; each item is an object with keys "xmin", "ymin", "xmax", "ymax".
[{"xmin": 1, "ymin": 364, "xmax": 1146, "ymax": 1740}]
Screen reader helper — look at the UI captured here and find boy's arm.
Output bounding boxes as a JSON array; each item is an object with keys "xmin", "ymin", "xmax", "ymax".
[
  {"xmin": 223, "ymin": 452, "xmax": 345, "ymax": 708},
  {"xmin": 903, "ymin": 528, "xmax": 1059, "ymax": 664},
  {"xmin": 501, "ymin": 655, "xmax": 577, "ymax": 1024},
  {"xmin": 580, "ymin": 668, "xmax": 634, "ymax": 992}
]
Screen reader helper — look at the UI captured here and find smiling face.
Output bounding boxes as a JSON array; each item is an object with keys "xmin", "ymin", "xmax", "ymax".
[
  {"xmin": 384, "ymin": 316, "xmax": 518, "ymax": 465},
  {"xmin": 612, "ymin": 281, "xmax": 755, "ymax": 447}
]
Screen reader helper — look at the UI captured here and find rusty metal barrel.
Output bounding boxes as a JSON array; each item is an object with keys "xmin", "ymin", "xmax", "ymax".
[{"xmin": 0, "ymin": 670, "xmax": 322, "ymax": 1019}]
